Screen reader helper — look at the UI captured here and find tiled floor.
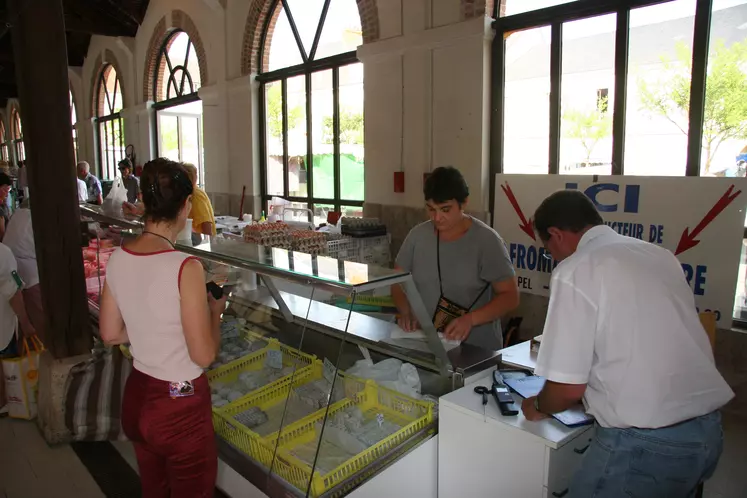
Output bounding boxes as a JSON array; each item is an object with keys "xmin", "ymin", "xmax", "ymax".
[{"xmin": 0, "ymin": 413, "xmax": 746, "ymax": 497}]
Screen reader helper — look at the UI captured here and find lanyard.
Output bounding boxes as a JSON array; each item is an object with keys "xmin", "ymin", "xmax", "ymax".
[
  {"xmin": 436, "ymin": 230, "xmax": 489, "ymax": 310},
  {"xmin": 142, "ymin": 230, "xmax": 175, "ymax": 249}
]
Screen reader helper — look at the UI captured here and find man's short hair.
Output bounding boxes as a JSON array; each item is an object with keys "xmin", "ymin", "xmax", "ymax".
[
  {"xmin": 533, "ymin": 190, "xmax": 604, "ymax": 241},
  {"xmin": 0, "ymin": 172, "xmax": 12, "ymax": 187},
  {"xmin": 423, "ymin": 166, "xmax": 469, "ymax": 204},
  {"xmin": 77, "ymin": 161, "xmax": 90, "ymax": 172}
]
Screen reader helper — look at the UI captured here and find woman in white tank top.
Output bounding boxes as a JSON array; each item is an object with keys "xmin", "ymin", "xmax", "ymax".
[{"xmin": 100, "ymin": 158, "xmax": 226, "ymax": 497}]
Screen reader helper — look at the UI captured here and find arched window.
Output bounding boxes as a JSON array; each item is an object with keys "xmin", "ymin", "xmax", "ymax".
[
  {"xmin": 259, "ymin": 0, "xmax": 364, "ymax": 225},
  {"xmin": 70, "ymin": 90, "xmax": 79, "ymax": 163},
  {"xmin": 11, "ymin": 108, "xmax": 24, "ymax": 163},
  {"xmin": 95, "ymin": 64, "xmax": 125, "ymax": 180},
  {"xmin": 153, "ymin": 30, "xmax": 205, "ymax": 186},
  {"xmin": 0, "ymin": 120, "xmax": 7, "ymax": 163}
]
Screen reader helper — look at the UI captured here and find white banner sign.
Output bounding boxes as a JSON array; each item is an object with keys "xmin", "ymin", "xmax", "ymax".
[{"xmin": 494, "ymin": 174, "xmax": 747, "ymax": 326}]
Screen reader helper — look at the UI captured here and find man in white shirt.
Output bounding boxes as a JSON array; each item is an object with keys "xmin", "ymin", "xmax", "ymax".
[
  {"xmin": 0, "ymin": 242, "xmax": 37, "ymax": 415},
  {"xmin": 521, "ymin": 190, "xmax": 733, "ymax": 497},
  {"xmin": 77, "ymin": 177, "xmax": 88, "ymax": 203}
]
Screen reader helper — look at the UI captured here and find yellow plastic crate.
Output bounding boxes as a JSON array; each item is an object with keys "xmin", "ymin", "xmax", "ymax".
[
  {"xmin": 207, "ymin": 328, "xmax": 275, "ymax": 376},
  {"xmin": 267, "ymin": 381, "xmax": 435, "ymax": 496},
  {"xmin": 212, "ymin": 361, "xmax": 366, "ymax": 467}
]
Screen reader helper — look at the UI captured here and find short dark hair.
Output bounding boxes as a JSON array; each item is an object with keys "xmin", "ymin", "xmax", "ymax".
[
  {"xmin": 0, "ymin": 172, "xmax": 11, "ymax": 187},
  {"xmin": 141, "ymin": 158, "xmax": 193, "ymax": 223},
  {"xmin": 423, "ymin": 166, "xmax": 469, "ymax": 204},
  {"xmin": 533, "ymin": 190, "xmax": 603, "ymax": 241}
]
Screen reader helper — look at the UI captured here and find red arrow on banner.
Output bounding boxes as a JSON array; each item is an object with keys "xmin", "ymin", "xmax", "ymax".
[
  {"xmin": 500, "ymin": 182, "xmax": 536, "ymax": 241},
  {"xmin": 675, "ymin": 185, "xmax": 742, "ymax": 256}
]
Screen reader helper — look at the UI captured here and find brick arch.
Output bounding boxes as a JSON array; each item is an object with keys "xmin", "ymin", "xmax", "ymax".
[
  {"xmin": 462, "ymin": 0, "xmax": 500, "ymax": 19},
  {"xmin": 240, "ymin": 0, "xmax": 380, "ymax": 76},
  {"xmin": 143, "ymin": 11, "xmax": 209, "ymax": 102},
  {"xmin": 89, "ymin": 50, "xmax": 127, "ymax": 118}
]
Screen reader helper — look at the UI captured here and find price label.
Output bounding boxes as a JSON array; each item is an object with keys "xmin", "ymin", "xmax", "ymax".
[
  {"xmin": 265, "ymin": 349, "xmax": 283, "ymax": 369},
  {"xmin": 323, "ymin": 358, "xmax": 336, "ymax": 384},
  {"xmin": 376, "ymin": 413, "xmax": 384, "ymax": 428}
]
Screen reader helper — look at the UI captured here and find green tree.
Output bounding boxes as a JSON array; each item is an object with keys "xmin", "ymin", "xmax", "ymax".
[
  {"xmin": 562, "ymin": 96, "xmax": 612, "ymax": 164},
  {"xmin": 322, "ymin": 109, "xmax": 364, "ymax": 144},
  {"xmin": 266, "ymin": 84, "xmax": 303, "ymax": 140},
  {"xmin": 638, "ymin": 39, "xmax": 747, "ymax": 173}
]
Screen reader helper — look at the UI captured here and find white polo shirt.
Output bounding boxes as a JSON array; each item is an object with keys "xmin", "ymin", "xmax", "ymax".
[
  {"xmin": 535, "ymin": 225, "xmax": 733, "ymax": 429},
  {"xmin": 0, "ymin": 243, "xmax": 20, "ymax": 350}
]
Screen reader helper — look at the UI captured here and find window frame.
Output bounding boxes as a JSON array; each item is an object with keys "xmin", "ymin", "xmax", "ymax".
[
  {"xmin": 11, "ymin": 107, "xmax": 24, "ymax": 164},
  {"xmin": 151, "ymin": 29, "xmax": 204, "ymax": 179},
  {"xmin": 94, "ymin": 64, "xmax": 125, "ymax": 180},
  {"xmin": 489, "ymin": 0, "xmax": 747, "ymax": 327},
  {"xmin": 257, "ymin": 0, "xmax": 364, "ymax": 220},
  {"xmin": 0, "ymin": 120, "xmax": 8, "ymax": 163}
]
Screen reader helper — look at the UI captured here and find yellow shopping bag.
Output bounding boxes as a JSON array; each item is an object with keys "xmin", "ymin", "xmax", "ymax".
[{"xmin": 2, "ymin": 336, "xmax": 44, "ymax": 419}]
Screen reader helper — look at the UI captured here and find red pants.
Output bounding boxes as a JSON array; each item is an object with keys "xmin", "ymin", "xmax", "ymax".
[{"xmin": 122, "ymin": 368, "xmax": 217, "ymax": 498}]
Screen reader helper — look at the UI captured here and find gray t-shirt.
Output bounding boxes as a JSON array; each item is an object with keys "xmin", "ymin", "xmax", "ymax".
[
  {"xmin": 122, "ymin": 175, "xmax": 140, "ymax": 204},
  {"xmin": 396, "ymin": 218, "xmax": 515, "ymax": 351}
]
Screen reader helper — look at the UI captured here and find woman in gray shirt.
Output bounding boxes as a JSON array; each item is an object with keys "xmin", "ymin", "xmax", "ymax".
[{"xmin": 392, "ymin": 167, "xmax": 519, "ymax": 351}]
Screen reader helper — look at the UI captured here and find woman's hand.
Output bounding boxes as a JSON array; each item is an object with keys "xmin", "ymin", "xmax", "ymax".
[
  {"xmin": 444, "ymin": 313, "xmax": 474, "ymax": 341},
  {"xmin": 208, "ymin": 293, "xmax": 228, "ymax": 316},
  {"xmin": 397, "ymin": 313, "xmax": 420, "ymax": 332}
]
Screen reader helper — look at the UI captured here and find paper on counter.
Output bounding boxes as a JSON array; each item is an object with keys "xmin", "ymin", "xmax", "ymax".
[{"xmin": 384, "ymin": 323, "xmax": 461, "ymax": 352}]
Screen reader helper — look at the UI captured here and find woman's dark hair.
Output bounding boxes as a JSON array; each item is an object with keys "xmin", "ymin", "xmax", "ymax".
[
  {"xmin": 0, "ymin": 172, "xmax": 11, "ymax": 187},
  {"xmin": 423, "ymin": 166, "xmax": 469, "ymax": 204},
  {"xmin": 533, "ymin": 190, "xmax": 604, "ymax": 241},
  {"xmin": 140, "ymin": 158, "xmax": 193, "ymax": 223}
]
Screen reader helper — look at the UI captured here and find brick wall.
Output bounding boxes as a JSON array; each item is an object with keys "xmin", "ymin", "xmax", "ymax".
[
  {"xmin": 142, "ymin": 12, "xmax": 209, "ymax": 103},
  {"xmin": 240, "ymin": 0, "xmax": 380, "ymax": 76}
]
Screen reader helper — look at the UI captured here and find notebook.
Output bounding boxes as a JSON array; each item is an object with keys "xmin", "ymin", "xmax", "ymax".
[{"xmin": 504, "ymin": 375, "xmax": 594, "ymax": 427}]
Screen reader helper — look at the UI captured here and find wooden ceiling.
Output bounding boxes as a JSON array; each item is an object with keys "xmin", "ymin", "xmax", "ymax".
[{"xmin": 0, "ymin": 0, "xmax": 150, "ymax": 103}]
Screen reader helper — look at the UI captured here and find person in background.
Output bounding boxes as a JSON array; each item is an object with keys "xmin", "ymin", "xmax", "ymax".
[
  {"xmin": 0, "ymin": 173, "xmax": 13, "ymax": 241},
  {"xmin": 391, "ymin": 166, "xmax": 519, "ymax": 350},
  {"xmin": 4, "ymin": 200, "xmax": 44, "ymax": 342},
  {"xmin": 118, "ymin": 158, "xmax": 141, "ymax": 205},
  {"xmin": 77, "ymin": 161, "xmax": 103, "ymax": 205},
  {"xmin": 522, "ymin": 190, "xmax": 733, "ymax": 497},
  {"xmin": 0, "ymin": 240, "xmax": 37, "ymax": 416},
  {"xmin": 17, "ymin": 160, "xmax": 26, "ymax": 205},
  {"xmin": 182, "ymin": 163, "xmax": 215, "ymax": 237},
  {"xmin": 100, "ymin": 158, "xmax": 225, "ymax": 496},
  {"xmin": 77, "ymin": 175, "xmax": 88, "ymax": 203}
]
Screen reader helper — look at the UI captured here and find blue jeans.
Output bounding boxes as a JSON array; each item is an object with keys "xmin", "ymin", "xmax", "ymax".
[{"xmin": 570, "ymin": 411, "xmax": 723, "ymax": 498}]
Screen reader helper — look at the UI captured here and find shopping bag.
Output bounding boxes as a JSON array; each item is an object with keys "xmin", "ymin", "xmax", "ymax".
[
  {"xmin": 65, "ymin": 344, "xmax": 132, "ymax": 441},
  {"xmin": 2, "ymin": 336, "xmax": 44, "ymax": 420},
  {"xmin": 102, "ymin": 176, "xmax": 128, "ymax": 217}
]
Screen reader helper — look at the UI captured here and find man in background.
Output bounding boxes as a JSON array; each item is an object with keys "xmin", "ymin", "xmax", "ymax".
[
  {"xmin": 77, "ymin": 161, "xmax": 102, "ymax": 205},
  {"xmin": 522, "ymin": 190, "xmax": 733, "ymax": 497},
  {"xmin": 0, "ymin": 173, "xmax": 13, "ymax": 241},
  {"xmin": 118, "ymin": 158, "xmax": 140, "ymax": 205}
]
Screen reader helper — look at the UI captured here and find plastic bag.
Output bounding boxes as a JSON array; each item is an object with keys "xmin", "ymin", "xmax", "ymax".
[
  {"xmin": 2, "ymin": 336, "xmax": 44, "ymax": 420},
  {"xmin": 347, "ymin": 358, "xmax": 422, "ymax": 398},
  {"xmin": 102, "ymin": 177, "xmax": 127, "ymax": 216}
]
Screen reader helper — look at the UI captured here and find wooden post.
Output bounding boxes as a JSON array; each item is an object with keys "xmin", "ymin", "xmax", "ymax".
[{"xmin": 10, "ymin": 0, "xmax": 92, "ymax": 357}]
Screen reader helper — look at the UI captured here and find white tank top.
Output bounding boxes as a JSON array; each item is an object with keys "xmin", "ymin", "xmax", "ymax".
[{"xmin": 106, "ymin": 247, "xmax": 204, "ymax": 382}]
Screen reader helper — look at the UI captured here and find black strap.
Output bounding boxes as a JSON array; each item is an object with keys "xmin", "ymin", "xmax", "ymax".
[{"xmin": 436, "ymin": 231, "xmax": 490, "ymax": 310}]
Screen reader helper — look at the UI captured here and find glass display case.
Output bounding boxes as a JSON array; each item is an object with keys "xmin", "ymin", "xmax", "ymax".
[{"xmin": 78, "ymin": 204, "xmax": 501, "ymax": 497}]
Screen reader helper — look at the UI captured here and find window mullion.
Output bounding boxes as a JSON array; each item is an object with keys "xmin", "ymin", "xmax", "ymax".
[
  {"xmin": 309, "ymin": 0, "xmax": 332, "ymax": 61},
  {"xmin": 685, "ymin": 0, "xmax": 713, "ymax": 177},
  {"xmin": 306, "ymin": 72, "xmax": 314, "ymax": 206},
  {"xmin": 611, "ymin": 8, "xmax": 630, "ymax": 175},
  {"xmin": 332, "ymin": 67, "xmax": 341, "ymax": 203},
  {"xmin": 548, "ymin": 22, "xmax": 562, "ymax": 175},
  {"xmin": 282, "ymin": 78, "xmax": 290, "ymax": 199},
  {"xmin": 281, "ymin": 0, "xmax": 309, "ymax": 62}
]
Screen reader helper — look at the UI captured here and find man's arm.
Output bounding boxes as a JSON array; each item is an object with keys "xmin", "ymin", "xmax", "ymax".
[
  {"xmin": 199, "ymin": 222, "xmax": 214, "ymax": 236},
  {"xmin": 444, "ymin": 278, "xmax": 520, "ymax": 341},
  {"xmin": 9, "ymin": 289, "xmax": 35, "ymax": 337},
  {"xmin": 522, "ymin": 381, "xmax": 587, "ymax": 421}
]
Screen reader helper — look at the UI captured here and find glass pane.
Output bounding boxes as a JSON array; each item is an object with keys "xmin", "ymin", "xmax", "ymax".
[
  {"xmin": 180, "ymin": 116, "xmax": 201, "ymax": 180},
  {"xmin": 313, "ymin": 203, "xmax": 335, "ymax": 227},
  {"xmin": 341, "ymin": 205, "xmax": 362, "ymax": 218},
  {"xmin": 106, "ymin": 67, "xmax": 123, "ymax": 114},
  {"xmin": 702, "ymin": 0, "xmax": 747, "ymax": 178},
  {"xmin": 624, "ymin": 0, "xmax": 696, "ymax": 176},
  {"xmin": 265, "ymin": 81, "xmax": 285, "ymax": 196},
  {"xmin": 504, "ymin": 0, "xmax": 577, "ymax": 17},
  {"xmin": 161, "ymin": 31, "xmax": 201, "ymax": 98},
  {"xmin": 560, "ymin": 15, "xmax": 615, "ymax": 175},
  {"xmin": 287, "ymin": 75, "xmax": 308, "ymax": 197},
  {"xmin": 339, "ymin": 63, "xmax": 364, "ymax": 201},
  {"xmin": 159, "ymin": 114, "xmax": 180, "ymax": 162},
  {"xmin": 734, "ymin": 239, "xmax": 747, "ymax": 319},
  {"xmin": 268, "ymin": 6, "xmax": 304, "ymax": 71},
  {"xmin": 312, "ymin": 70, "xmax": 334, "ymax": 199},
  {"xmin": 504, "ymin": 26, "xmax": 551, "ymax": 174},
  {"xmin": 70, "ymin": 91, "xmax": 77, "ymax": 126},
  {"xmin": 286, "ymin": 0, "xmax": 325, "ymax": 56},
  {"xmin": 314, "ymin": 0, "xmax": 363, "ymax": 60}
]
